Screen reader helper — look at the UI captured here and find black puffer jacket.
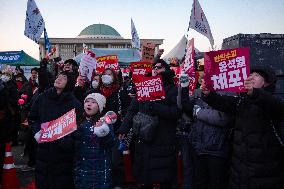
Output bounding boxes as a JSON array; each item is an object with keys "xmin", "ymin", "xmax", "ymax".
[
  {"xmin": 0, "ymin": 85, "xmax": 14, "ymax": 143},
  {"xmin": 119, "ymin": 81, "xmax": 181, "ymax": 184},
  {"xmin": 204, "ymin": 88, "xmax": 284, "ymax": 189},
  {"xmin": 28, "ymin": 88, "xmax": 83, "ymax": 189},
  {"xmin": 182, "ymin": 88, "xmax": 234, "ymax": 158}
]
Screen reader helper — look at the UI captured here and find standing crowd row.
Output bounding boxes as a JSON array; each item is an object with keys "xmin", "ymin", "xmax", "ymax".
[{"xmin": 0, "ymin": 55, "xmax": 283, "ymax": 189}]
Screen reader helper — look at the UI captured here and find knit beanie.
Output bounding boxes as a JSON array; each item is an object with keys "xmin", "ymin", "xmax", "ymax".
[{"xmin": 84, "ymin": 93, "xmax": 106, "ymax": 113}]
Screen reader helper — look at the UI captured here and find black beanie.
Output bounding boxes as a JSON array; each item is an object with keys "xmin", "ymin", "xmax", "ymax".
[
  {"xmin": 58, "ymin": 71, "xmax": 76, "ymax": 92},
  {"xmin": 250, "ymin": 66, "xmax": 277, "ymax": 84},
  {"xmin": 251, "ymin": 66, "xmax": 277, "ymax": 93},
  {"xmin": 64, "ymin": 59, "xmax": 78, "ymax": 67}
]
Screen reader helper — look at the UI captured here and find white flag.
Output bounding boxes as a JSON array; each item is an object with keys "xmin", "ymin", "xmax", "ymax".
[
  {"xmin": 131, "ymin": 18, "xmax": 140, "ymax": 49},
  {"xmin": 189, "ymin": 0, "xmax": 214, "ymax": 48},
  {"xmin": 83, "ymin": 43, "xmax": 88, "ymax": 53},
  {"xmin": 24, "ymin": 0, "xmax": 45, "ymax": 43}
]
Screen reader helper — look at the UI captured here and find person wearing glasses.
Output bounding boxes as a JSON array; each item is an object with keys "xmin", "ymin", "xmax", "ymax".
[{"xmin": 118, "ymin": 59, "xmax": 181, "ymax": 189}]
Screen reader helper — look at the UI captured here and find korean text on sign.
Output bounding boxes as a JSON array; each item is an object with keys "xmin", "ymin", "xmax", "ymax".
[
  {"xmin": 96, "ymin": 55, "xmax": 119, "ymax": 73},
  {"xmin": 134, "ymin": 76, "xmax": 165, "ymax": 101},
  {"xmin": 130, "ymin": 61, "xmax": 153, "ymax": 81},
  {"xmin": 182, "ymin": 38, "xmax": 197, "ymax": 95},
  {"xmin": 39, "ymin": 109, "xmax": 77, "ymax": 143},
  {"xmin": 141, "ymin": 42, "xmax": 155, "ymax": 63},
  {"xmin": 204, "ymin": 48, "xmax": 250, "ymax": 92}
]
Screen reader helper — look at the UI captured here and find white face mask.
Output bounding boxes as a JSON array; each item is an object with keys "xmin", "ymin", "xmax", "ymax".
[
  {"xmin": 0, "ymin": 75, "xmax": 11, "ymax": 82},
  {"xmin": 101, "ymin": 75, "xmax": 113, "ymax": 85},
  {"xmin": 92, "ymin": 80, "xmax": 99, "ymax": 89}
]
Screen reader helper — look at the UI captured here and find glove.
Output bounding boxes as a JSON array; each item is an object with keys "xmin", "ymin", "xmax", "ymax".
[
  {"xmin": 179, "ymin": 73, "xmax": 189, "ymax": 88},
  {"xmin": 93, "ymin": 122, "xmax": 110, "ymax": 137},
  {"xmin": 34, "ymin": 131, "xmax": 41, "ymax": 143},
  {"xmin": 193, "ymin": 105, "xmax": 201, "ymax": 117}
]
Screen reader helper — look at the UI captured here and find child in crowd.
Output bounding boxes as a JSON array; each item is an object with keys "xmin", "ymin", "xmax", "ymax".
[{"xmin": 74, "ymin": 93, "xmax": 115, "ymax": 189}]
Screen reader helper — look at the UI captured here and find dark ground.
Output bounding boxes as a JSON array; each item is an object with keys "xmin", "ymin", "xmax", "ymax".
[
  {"xmin": 11, "ymin": 134, "xmax": 159, "ymax": 189},
  {"xmin": 11, "ymin": 129, "xmax": 181, "ymax": 189},
  {"xmin": 12, "ymin": 144, "xmax": 35, "ymax": 188},
  {"xmin": 13, "ymin": 144, "xmax": 140, "ymax": 189}
]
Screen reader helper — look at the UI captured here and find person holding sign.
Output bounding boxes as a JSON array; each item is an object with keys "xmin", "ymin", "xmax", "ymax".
[
  {"xmin": 180, "ymin": 73, "xmax": 234, "ymax": 189},
  {"xmin": 118, "ymin": 59, "xmax": 181, "ymax": 189},
  {"xmin": 28, "ymin": 71, "xmax": 83, "ymax": 189},
  {"xmin": 74, "ymin": 93, "xmax": 115, "ymax": 189},
  {"xmin": 201, "ymin": 66, "xmax": 284, "ymax": 189}
]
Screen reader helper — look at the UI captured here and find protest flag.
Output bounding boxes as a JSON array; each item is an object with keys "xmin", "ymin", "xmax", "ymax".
[
  {"xmin": 83, "ymin": 43, "xmax": 88, "ymax": 53},
  {"xmin": 188, "ymin": 0, "xmax": 214, "ymax": 49},
  {"xmin": 24, "ymin": 0, "xmax": 45, "ymax": 43},
  {"xmin": 43, "ymin": 28, "xmax": 52, "ymax": 58},
  {"xmin": 131, "ymin": 18, "xmax": 141, "ymax": 50}
]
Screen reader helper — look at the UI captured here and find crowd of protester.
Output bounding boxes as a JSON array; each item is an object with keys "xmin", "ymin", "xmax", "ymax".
[{"xmin": 0, "ymin": 52, "xmax": 283, "ymax": 189}]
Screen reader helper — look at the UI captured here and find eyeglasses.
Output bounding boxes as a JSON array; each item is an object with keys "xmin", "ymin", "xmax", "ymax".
[{"xmin": 153, "ymin": 65, "xmax": 163, "ymax": 70}]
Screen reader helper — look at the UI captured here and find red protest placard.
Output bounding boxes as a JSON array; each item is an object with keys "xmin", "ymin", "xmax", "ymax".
[
  {"xmin": 182, "ymin": 38, "xmax": 197, "ymax": 95},
  {"xmin": 96, "ymin": 55, "xmax": 119, "ymax": 74},
  {"xmin": 39, "ymin": 109, "xmax": 77, "ymax": 143},
  {"xmin": 171, "ymin": 66, "xmax": 181, "ymax": 87},
  {"xmin": 204, "ymin": 47, "xmax": 250, "ymax": 92},
  {"xmin": 141, "ymin": 42, "xmax": 155, "ymax": 63},
  {"xmin": 130, "ymin": 61, "xmax": 152, "ymax": 81},
  {"xmin": 133, "ymin": 76, "xmax": 165, "ymax": 101},
  {"xmin": 183, "ymin": 38, "xmax": 195, "ymax": 74}
]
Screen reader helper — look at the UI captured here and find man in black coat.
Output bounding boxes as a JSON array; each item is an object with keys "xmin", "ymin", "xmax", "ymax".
[
  {"xmin": 118, "ymin": 59, "xmax": 181, "ymax": 189},
  {"xmin": 28, "ymin": 71, "xmax": 83, "ymax": 189},
  {"xmin": 201, "ymin": 67, "xmax": 284, "ymax": 189}
]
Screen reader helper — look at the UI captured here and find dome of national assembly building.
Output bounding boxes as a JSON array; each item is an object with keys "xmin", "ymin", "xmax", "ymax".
[
  {"xmin": 39, "ymin": 23, "xmax": 163, "ymax": 60},
  {"xmin": 77, "ymin": 24, "xmax": 123, "ymax": 39}
]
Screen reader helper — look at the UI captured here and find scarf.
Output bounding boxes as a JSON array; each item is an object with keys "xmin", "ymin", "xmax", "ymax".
[{"xmin": 100, "ymin": 84, "xmax": 119, "ymax": 98}]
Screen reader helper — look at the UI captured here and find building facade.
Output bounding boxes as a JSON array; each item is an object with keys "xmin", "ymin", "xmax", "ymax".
[
  {"xmin": 222, "ymin": 33, "xmax": 284, "ymax": 99},
  {"xmin": 38, "ymin": 24, "xmax": 163, "ymax": 61}
]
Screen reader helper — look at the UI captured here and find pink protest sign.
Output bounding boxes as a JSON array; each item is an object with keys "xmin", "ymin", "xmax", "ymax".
[
  {"xmin": 133, "ymin": 76, "xmax": 165, "ymax": 101},
  {"xmin": 39, "ymin": 109, "xmax": 77, "ymax": 143},
  {"xmin": 204, "ymin": 47, "xmax": 250, "ymax": 92}
]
